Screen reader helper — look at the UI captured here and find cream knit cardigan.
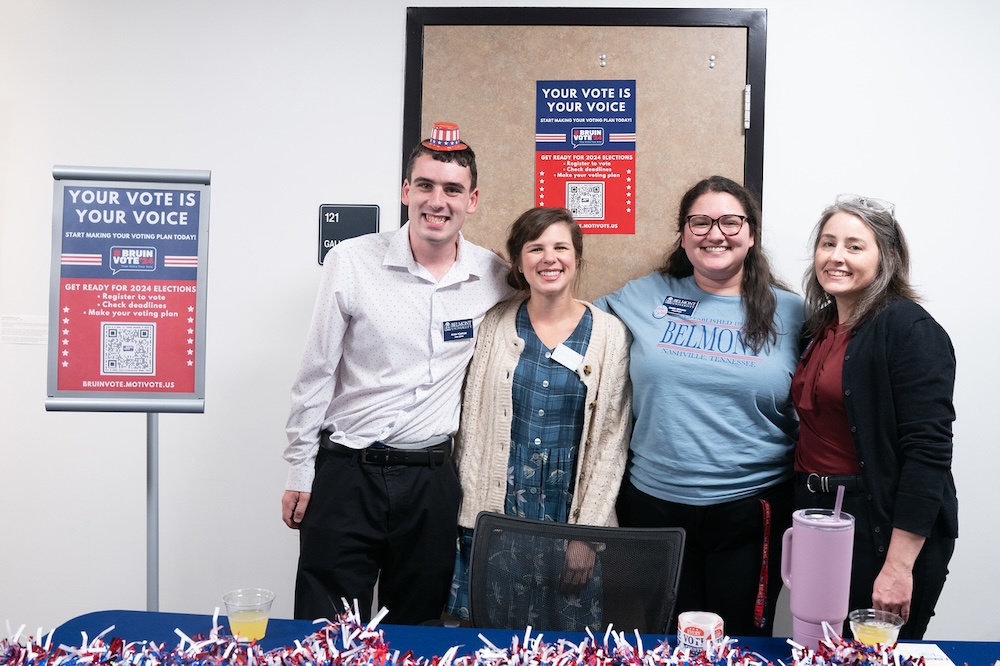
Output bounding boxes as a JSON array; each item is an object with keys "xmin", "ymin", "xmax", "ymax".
[{"xmin": 454, "ymin": 297, "xmax": 633, "ymax": 529}]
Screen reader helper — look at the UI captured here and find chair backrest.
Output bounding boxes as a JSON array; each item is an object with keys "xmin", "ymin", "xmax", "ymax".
[{"xmin": 468, "ymin": 511, "xmax": 685, "ymax": 633}]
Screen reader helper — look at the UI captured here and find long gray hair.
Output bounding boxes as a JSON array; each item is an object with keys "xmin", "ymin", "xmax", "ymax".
[{"xmin": 803, "ymin": 196, "xmax": 919, "ymax": 336}]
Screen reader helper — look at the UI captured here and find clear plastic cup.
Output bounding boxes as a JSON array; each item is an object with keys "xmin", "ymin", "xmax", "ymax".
[
  {"xmin": 848, "ymin": 608, "xmax": 904, "ymax": 646},
  {"xmin": 223, "ymin": 588, "xmax": 275, "ymax": 641}
]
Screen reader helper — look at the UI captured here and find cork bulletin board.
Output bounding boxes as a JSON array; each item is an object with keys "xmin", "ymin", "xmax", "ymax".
[{"xmin": 403, "ymin": 8, "xmax": 767, "ymax": 301}]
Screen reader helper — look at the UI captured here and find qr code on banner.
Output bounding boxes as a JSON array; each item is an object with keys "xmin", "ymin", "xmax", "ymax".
[
  {"xmin": 101, "ymin": 322, "xmax": 156, "ymax": 375},
  {"xmin": 566, "ymin": 182, "xmax": 605, "ymax": 220}
]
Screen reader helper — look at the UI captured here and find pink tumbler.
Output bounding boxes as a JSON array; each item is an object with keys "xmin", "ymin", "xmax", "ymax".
[{"xmin": 781, "ymin": 508, "xmax": 855, "ymax": 648}]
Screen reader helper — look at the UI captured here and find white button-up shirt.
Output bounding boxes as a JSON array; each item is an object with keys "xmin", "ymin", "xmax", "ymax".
[{"xmin": 284, "ymin": 223, "xmax": 513, "ymax": 491}]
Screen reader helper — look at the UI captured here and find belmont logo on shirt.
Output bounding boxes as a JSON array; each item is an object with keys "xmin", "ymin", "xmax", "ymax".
[
  {"xmin": 443, "ymin": 318, "xmax": 474, "ymax": 341},
  {"xmin": 658, "ymin": 316, "xmax": 762, "ymax": 365}
]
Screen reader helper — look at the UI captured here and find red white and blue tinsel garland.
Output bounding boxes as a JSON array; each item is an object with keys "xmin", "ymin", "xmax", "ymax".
[{"xmin": 0, "ymin": 604, "xmax": 942, "ymax": 666}]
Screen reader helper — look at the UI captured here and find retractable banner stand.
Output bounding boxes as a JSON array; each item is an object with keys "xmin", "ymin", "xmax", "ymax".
[
  {"xmin": 46, "ymin": 166, "xmax": 211, "ymax": 611},
  {"xmin": 47, "ymin": 166, "xmax": 210, "ymax": 413}
]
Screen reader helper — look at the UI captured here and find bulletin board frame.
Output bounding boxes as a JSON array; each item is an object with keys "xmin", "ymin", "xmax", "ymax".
[{"xmin": 401, "ymin": 7, "xmax": 768, "ymax": 300}]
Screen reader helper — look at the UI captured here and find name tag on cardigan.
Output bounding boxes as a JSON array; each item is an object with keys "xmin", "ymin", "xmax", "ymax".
[{"xmin": 552, "ymin": 343, "xmax": 584, "ymax": 372}]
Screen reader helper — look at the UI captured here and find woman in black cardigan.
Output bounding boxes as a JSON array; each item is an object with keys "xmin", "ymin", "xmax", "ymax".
[{"xmin": 791, "ymin": 194, "xmax": 957, "ymax": 640}]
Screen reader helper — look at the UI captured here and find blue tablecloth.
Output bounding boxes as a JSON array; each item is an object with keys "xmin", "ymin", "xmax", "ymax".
[{"xmin": 49, "ymin": 610, "xmax": 999, "ymax": 666}]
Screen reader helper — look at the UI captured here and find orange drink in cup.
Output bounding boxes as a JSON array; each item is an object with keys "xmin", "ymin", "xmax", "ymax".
[
  {"xmin": 223, "ymin": 588, "xmax": 275, "ymax": 642},
  {"xmin": 848, "ymin": 608, "xmax": 904, "ymax": 646}
]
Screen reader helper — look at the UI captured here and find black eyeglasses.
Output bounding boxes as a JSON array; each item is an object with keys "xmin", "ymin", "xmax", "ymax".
[{"xmin": 686, "ymin": 214, "xmax": 747, "ymax": 236}]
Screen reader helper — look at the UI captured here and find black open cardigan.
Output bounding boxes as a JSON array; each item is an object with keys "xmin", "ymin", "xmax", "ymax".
[{"xmin": 838, "ymin": 297, "xmax": 958, "ymax": 554}]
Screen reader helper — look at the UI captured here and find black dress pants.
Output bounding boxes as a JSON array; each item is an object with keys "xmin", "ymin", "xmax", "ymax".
[{"xmin": 294, "ymin": 446, "xmax": 462, "ymax": 624}]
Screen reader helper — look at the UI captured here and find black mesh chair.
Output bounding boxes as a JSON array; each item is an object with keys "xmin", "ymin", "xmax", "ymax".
[{"xmin": 468, "ymin": 511, "xmax": 685, "ymax": 633}]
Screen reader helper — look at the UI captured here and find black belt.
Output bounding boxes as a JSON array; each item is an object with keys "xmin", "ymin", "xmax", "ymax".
[
  {"xmin": 797, "ymin": 471, "xmax": 865, "ymax": 494},
  {"xmin": 320, "ymin": 432, "xmax": 452, "ymax": 466}
]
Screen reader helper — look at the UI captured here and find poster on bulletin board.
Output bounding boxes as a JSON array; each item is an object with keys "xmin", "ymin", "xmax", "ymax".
[
  {"xmin": 46, "ymin": 166, "xmax": 211, "ymax": 413},
  {"xmin": 535, "ymin": 79, "xmax": 636, "ymax": 234}
]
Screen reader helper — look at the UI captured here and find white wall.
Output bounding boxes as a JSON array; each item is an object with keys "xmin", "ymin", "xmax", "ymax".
[{"xmin": 1, "ymin": 0, "xmax": 997, "ymax": 642}]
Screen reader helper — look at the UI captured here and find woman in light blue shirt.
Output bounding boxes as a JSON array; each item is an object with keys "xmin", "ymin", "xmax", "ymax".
[{"xmin": 597, "ymin": 176, "xmax": 803, "ymax": 636}]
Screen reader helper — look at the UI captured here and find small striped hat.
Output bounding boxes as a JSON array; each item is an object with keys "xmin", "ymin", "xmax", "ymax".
[{"xmin": 422, "ymin": 121, "xmax": 468, "ymax": 151}]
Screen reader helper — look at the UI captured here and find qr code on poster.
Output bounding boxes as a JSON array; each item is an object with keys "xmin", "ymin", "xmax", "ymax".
[
  {"xmin": 101, "ymin": 322, "xmax": 156, "ymax": 375},
  {"xmin": 566, "ymin": 182, "xmax": 605, "ymax": 220}
]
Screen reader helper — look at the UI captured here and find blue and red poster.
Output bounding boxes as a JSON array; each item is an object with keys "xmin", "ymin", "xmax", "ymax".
[
  {"xmin": 47, "ymin": 168, "xmax": 211, "ymax": 412},
  {"xmin": 535, "ymin": 80, "xmax": 636, "ymax": 234}
]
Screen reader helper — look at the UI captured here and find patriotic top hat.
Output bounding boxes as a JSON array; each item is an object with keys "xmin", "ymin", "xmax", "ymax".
[{"xmin": 422, "ymin": 121, "xmax": 468, "ymax": 151}]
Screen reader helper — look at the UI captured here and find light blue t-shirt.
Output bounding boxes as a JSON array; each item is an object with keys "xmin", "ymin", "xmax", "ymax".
[{"xmin": 596, "ymin": 273, "xmax": 804, "ymax": 505}]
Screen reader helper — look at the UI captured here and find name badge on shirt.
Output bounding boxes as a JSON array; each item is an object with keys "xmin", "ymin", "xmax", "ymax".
[
  {"xmin": 661, "ymin": 295, "xmax": 698, "ymax": 317},
  {"xmin": 443, "ymin": 318, "xmax": 474, "ymax": 341},
  {"xmin": 551, "ymin": 343, "xmax": 584, "ymax": 372}
]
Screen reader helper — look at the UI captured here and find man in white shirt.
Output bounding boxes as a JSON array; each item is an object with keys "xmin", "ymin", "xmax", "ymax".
[{"xmin": 282, "ymin": 123, "xmax": 513, "ymax": 624}]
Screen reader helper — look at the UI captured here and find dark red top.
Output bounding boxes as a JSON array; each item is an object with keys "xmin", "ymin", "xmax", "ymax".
[{"xmin": 791, "ymin": 321, "xmax": 861, "ymax": 474}]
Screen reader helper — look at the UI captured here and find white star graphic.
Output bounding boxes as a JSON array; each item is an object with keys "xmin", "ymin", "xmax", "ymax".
[
  {"xmin": 188, "ymin": 306, "xmax": 195, "ymax": 312},
  {"xmin": 63, "ymin": 307, "xmax": 70, "ymax": 313},
  {"xmin": 62, "ymin": 361, "xmax": 69, "ymax": 367},
  {"xmin": 187, "ymin": 317, "xmax": 194, "ymax": 323}
]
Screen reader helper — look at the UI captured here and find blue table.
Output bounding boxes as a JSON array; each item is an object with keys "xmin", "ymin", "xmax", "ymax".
[{"xmin": 49, "ymin": 610, "xmax": 999, "ymax": 666}]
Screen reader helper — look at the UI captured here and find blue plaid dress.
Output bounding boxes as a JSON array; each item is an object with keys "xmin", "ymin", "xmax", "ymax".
[
  {"xmin": 448, "ymin": 303, "xmax": 601, "ymax": 628},
  {"xmin": 505, "ymin": 302, "xmax": 591, "ymax": 521}
]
